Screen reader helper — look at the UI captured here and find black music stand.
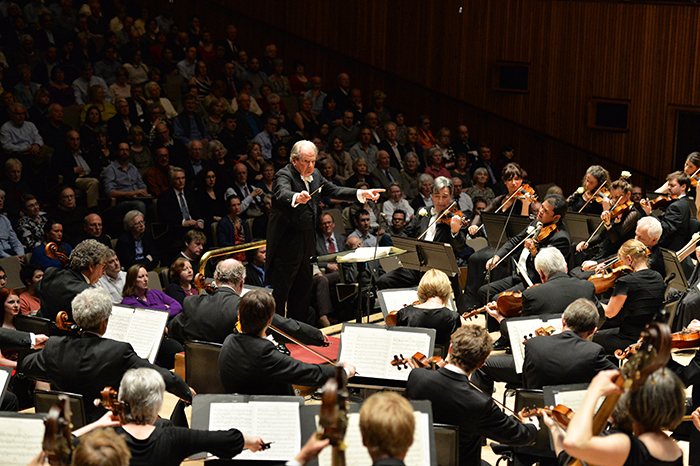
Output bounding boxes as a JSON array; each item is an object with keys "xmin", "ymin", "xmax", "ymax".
[
  {"xmin": 563, "ymin": 212, "xmax": 603, "ymax": 245},
  {"xmin": 390, "ymin": 237, "xmax": 460, "ymax": 277},
  {"xmin": 661, "ymin": 248, "xmax": 688, "ymax": 293},
  {"xmin": 480, "ymin": 212, "xmax": 531, "ymax": 249}
]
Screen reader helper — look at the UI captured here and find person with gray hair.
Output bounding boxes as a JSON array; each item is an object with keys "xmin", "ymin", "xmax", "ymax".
[
  {"xmin": 168, "ymin": 258, "xmax": 325, "ymax": 347},
  {"xmin": 20, "ymin": 288, "xmax": 192, "ymax": 423},
  {"xmin": 115, "ymin": 210, "xmax": 159, "ymax": 271},
  {"xmin": 472, "ymin": 297, "xmax": 615, "ymax": 396},
  {"xmin": 36, "ymin": 239, "xmax": 110, "ymax": 322},
  {"xmin": 266, "ymin": 139, "xmax": 384, "ymax": 322},
  {"xmin": 0, "ymin": 102, "xmax": 44, "ymax": 156},
  {"xmin": 73, "ymin": 367, "xmax": 264, "ymax": 465}
]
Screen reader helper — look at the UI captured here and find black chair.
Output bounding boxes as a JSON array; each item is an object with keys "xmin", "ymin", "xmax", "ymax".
[
  {"xmin": 184, "ymin": 340, "xmax": 226, "ymax": 394},
  {"xmin": 434, "ymin": 423, "xmax": 459, "ymax": 466},
  {"xmin": 14, "ymin": 314, "xmax": 53, "ymax": 335},
  {"xmin": 33, "ymin": 389, "xmax": 87, "ymax": 429}
]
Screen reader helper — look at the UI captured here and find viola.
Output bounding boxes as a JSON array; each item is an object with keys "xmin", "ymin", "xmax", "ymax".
[
  {"xmin": 317, "ymin": 366, "xmax": 348, "ymax": 466},
  {"xmin": 42, "ymin": 394, "xmax": 73, "ymax": 466},
  {"xmin": 527, "ymin": 223, "xmax": 559, "ymax": 256},
  {"xmin": 522, "ymin": 326, "xmax": 556, "ymax": 344},
  {"xmin": 587, "ymin": 265, "xmax": 633, "ymax": 294},
  {"xmin": 520, "ymin": 404, "xmax": 575, "ymax": 428},
  {"xmin": 391, "ymin": 352, "xmax": 446, "ymax": 371},
  {"xmin": 496, "ymin": 291, "xmax": 524, "ymax": 318}
]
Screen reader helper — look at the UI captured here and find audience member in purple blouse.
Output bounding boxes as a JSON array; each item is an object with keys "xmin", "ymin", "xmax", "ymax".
[{"xmin": 120, "ymin": 264, "xmax": 182, "ymax": 318}]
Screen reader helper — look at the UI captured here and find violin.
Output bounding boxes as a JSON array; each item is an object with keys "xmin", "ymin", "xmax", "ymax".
[
  {"xmin": 609, "ymin": 200, "xmax": 634, "ymax": 219},
  {"xmin": 495, "ymin": 291, "xmax": 524, "ymax": 318},
  {"xmin": 527, "ymin": 223, "xmax": 559, "ymax": 256},
  {"xmin": 587, "ymin": 265, "xmax": 633, "ymax": 294},
  {"xmin": 391, "ymin": 352, "xmax": 446, "ymax": 371},
  {"xmin": 514, "ymin": 184, "xmax": 538, "ymax": 202},
  {"xmin": 94, "ymin": 386, "xmax": 129, "ymax": 419},
  {"xmin": 461, "ymin": 302, "xmax": 500, "ymax": 320},
  {"xmin": 317, "ymin": 366, "xmax": 348, "ymax": 466},
  {"xmin": 438, "ymin": 204, "xmax": 470, "ymax": 226},
  {"xmin": 522, "ymin": 326, "xmax": 556, "ymax": 344},
  {"xmin": 591, "ymin": 187, "xmax": 612, "ymax": 204},
  {"xmin": 385, "ymin": 300, "xmax": 422, "ymax": 326},
  {"xmin": 520, "ymin": 404, "xmax": 575, "ymax": 429},
  {"xmin": 643, "ymin": 194, "xmax": 679, "ymax": 210},
  {"xmin": 42, "ymin": 394, "xmax": 73, "ymax": 466},
  {"xmin": 671, "ymin": 328, "xmax": 700, "ymax": 349}
]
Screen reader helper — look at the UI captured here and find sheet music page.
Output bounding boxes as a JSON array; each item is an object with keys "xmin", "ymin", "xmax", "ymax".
[
  {"xmin": 507, "ymin": 317, "xmax": 563, "ymax": 374},
  {"xmin": 102, "ymin": 305, "xmax": 133, "ymax": 341},
  {"xmin": 554, "ymin": 390, "xmax": 604, "ymax": 413},
  {"xmin": 209, "ymin": 401, "xmax": 301, "ymax": 461},
  {"xmin": 0, "ymin": 368, "xmax": 9, "ymax": 391},
  {"xmin": 339, "ymin": 326, "xmax": 431, "ymax": 381},
  {"xmin": 381, "ymin": 289, "xmax": 419, "ymax": 314},
  {"xmin": 125, "ymin": 309, "xmax": 167, "ymax": 362},
  {"xmin": 337, "ymin": 247, "xmax": 392, "ymax": 262},
  {"xmin": 0, "ymin": 417, "xmax": 44, "ymax": 466},
  {"xmin": 318, "ymin": 411, "xmax": 430, "ymax": 466}
]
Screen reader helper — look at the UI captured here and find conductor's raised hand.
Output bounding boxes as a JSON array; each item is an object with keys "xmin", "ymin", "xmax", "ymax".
[
  {"xmin": 297, "ymin": 191, "xmax": 312, "ymax": 205},
  {"xmin": 360, "ymin": 189, "xmax": 385, "ymax": 202}
]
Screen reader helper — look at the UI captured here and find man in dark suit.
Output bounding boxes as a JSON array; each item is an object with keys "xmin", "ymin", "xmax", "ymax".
[
  {"xmin": 219, "ymin": 289, "xmax": 355, "ymax": 396},
  {"xmin": 265, "ymin": 140, "xmax": 383, "ymax": 322},
  {"xmin": 471, "ymin": 298, "xmax": 616, "ymax": 394},
  {"xmin": 643, "ymin": 171, "xmax": 693, "ymax": 252},
  {"xmin": 244, "ymin": 245, "xmax": 266, "ymax": 287},
  {"xmin": 406, "ymin": 325, "xmax": 538, "ymax": 466},
  {"xmin": 313, "ymin": 213, "xmax": 347, "ymax": 326},
  {"xmin": 231, "ymin": 163, "xmax": 264, "ymax": 218},
  {"xmin": 469, "ymin": 144, "xmax": 500, "ymax": 187},
  {"xmin": 168, "ymin": 258, "xmax": 324, "ymax": 347},
  {"xmin": 36, "ymin": 239, "xmax": 110, "ymax": 322},
  {"xmin": 115, "ymin": 210, "xmax": 159, "ymax": 271},
  {"xmin": 377, "ymin": 122, "xmax": 408, "ymax": 170},
  {"xmin": 20, "ymin": 287, "xmax": 192, "ymax": 422},
  {"xmin": 106, "ymin": 98, "xmax": 136, "ymax": 144},
  {"xmin": 156, "ymin": 167, "xmax": 204, "ymax": 253},
  {"xmin": 50, "ymin": 131, "xmax": 101, "ymax": 210},
  {"xmin": 0, "ymin": 327, "xmax": 48, "ymax": 411},
  {"xmin": 370, "ymin": 150, "xmax": 401, "ymax": 199}
]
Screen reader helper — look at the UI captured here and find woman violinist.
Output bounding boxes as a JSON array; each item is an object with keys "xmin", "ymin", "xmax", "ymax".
[
  {"xmin": 567, "ymin": 165, "xmax": 611, "ymax": 215},
  {"xmin": 591, "ymin": 239, "xmax": 665, "ymax": 353},
  {"xmin": 578, "ymin": 177, "xmax": 639, "ymax": 272}
]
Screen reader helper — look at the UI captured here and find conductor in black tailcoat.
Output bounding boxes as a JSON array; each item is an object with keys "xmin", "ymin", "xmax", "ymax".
[{"xmin": 265, "ymin": 140, "xmax": 384, "ymax": 322}]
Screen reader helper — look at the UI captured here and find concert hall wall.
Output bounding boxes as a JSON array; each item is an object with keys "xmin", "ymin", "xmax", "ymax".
[{"xmin": 174, "ymin": 0, "xmax": 700, "ymax": 194}]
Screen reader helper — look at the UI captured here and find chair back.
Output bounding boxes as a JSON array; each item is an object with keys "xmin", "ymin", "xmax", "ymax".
[
  {"xmin": 513, "ymin": 389, "xmax": 553, "ymax": 456},
  {"xmin": 184, "ymin": 340, "xmax": 226, "ymax": 394},
  {"xmin": 434, "ymin": 423, "xmax": 459, "ymax": 466},
  {"xmin": 33, "ymin": 389, "xmax": 87, "ymax": 429},
  {"xmin": 0, "ymin": 256, "xmax": 23, "ymax": 289},
  {"xmin": 14, "ymin": 314, "xmax": 53, "ymax": 335},
  {"xmin": 147, "ymin": 270, "xmax": 162, "ymax": 290}
]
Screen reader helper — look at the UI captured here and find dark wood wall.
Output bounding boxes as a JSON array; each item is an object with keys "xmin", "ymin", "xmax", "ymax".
[{"xmin": 173, "ymin": 0, "xmax": 700, "ymax": 194}]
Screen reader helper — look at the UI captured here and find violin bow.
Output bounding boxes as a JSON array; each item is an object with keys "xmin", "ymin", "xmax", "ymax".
[
  {"xmin": 577, "ymin": 180, "xmax": 608, "ymax": 214},
  {"xmin": 495, "ymin": 186, "xmax": 530, "ymax": 213},
  {"xmin": 582, "ymin": 195, "xmax": 623, "ymax": 247},
  {"xmin": 417, "ymin": 200, "xmax": 458, "ymax": 241},
  {"xmin": 266, "ymin": 324, "xmax": 338, "ymax": 367}
]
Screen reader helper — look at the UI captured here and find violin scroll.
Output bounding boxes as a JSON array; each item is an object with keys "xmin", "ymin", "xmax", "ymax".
[
  {"xmin": 43, "ymin": 394, "xmax": 73, "ymax": 466},
  {"xmin": 317, "ymin": 366, "xmax": 349, "ymax": 466}
]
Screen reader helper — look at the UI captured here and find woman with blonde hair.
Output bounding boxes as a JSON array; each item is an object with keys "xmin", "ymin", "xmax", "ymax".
[{"xmin": 592, "ymin": 239, "xmax": 665, "ymax": 353}]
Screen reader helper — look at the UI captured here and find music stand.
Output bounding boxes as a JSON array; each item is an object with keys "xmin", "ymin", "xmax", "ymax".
[
  {"xmin": 391, "ymin": 237, "xmax": 460, "ymax": 277},
  {"xmin": 661, "ymin": 248, "xmax": 688, "ymax": 293},
  {"xmin": 480, "ymin": 212, "xmax": 530, "ymax": 249},
  {"xmin": 563, "ymin": 212, "xmax": 602, "ymax": 245}
]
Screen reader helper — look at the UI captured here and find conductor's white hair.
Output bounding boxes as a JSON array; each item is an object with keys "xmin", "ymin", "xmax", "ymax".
[
  {"xmin": 290, "ymin": 140, "xmax": 318, "ymax": 162},
  {"xmin": 534, "ymin": 247, "xmax": 567, "ymax": 279}
]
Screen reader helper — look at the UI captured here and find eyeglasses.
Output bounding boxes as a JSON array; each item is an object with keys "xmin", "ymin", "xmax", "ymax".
[
  {"xmin": 131, "ymin": 220, "xmax": 145, "ymax": 227},
  {"xmin": 0, "ymin": 275, "xmax": 7, "ymax": 280}
]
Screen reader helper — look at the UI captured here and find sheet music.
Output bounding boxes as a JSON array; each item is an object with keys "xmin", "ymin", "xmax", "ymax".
[
  {"xmin": 381, "ymin": 289, "xmax": 419, "ymax": 314},
  {"xmin": 209, "ymin": 401, "xmax": 301, "ymax": 461},
  {"xmin": 0, "ymin": 417, "xmax": 44, "ymax": 466},
  {"xmin": 506, "ymin": 316, "xmax": 563, "ymax": 374},
  {"xmin": 339, "ymin": 326, "xmax": 431, "ymax": 381},
  {"xmin": 318, "ymin": 412, "xmax": 430, "ymax": 466},
  {"xmin": 554, "ymin": 389, "xmax": 603, "ymax": 413},
  {"xmin": 337, "ymin": 247, "xmax": 392, "ymax": 262},
  {"xmin": 0, "ymin": 367, "xmax": 10, "ymax": 392},
  {"xmin": 102, "ymin": 305, "xmax": 168, "ymax": 363}
]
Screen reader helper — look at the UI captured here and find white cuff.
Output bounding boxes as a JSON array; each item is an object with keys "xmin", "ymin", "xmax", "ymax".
[
  {"xmin": 285, "ymin": 460, "xmax": 303, "ymax": 466},
  {"xmin": 29, "ymin": 332, "xmax": 36, "ymax": 347},
  {"xmin": 356, "ymin": 190, "xmax": 367, "ymax": 204},
  {"xmin": 292, "ymin": 192, "xmax": 301, "ymax": 208}
]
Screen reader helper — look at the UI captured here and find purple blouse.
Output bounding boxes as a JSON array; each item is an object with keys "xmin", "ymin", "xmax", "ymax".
[{"xmin": 120, "ymin": 289, "xmax": 182, "ymax": 317}]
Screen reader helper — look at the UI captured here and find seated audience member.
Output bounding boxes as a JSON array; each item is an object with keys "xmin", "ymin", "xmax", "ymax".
[
  {"xmin": 79, "ymin": 213, "xmax": 112, "ymax": 247},
  {"xmin": 157, "ymin": 167, "xmax": 204, "ymax": 248},
  {"xmin": 73, "ymin": 61, "xmax": 112, "ymax": 107},
  {"xmin": 79, "ymin": 106, "xmax": 105, "ymax": 150},
  {"xmin": 151, "ymin": 123, "xmax": 188, "ymax": 167},
  {"xmin": 217, "ymin": 195, "xmax": 250, "ymax": 260},
  {"xmin": 143, "ymin": 147, "xmax": 172, "ymax": 197},
  {"xmin": 391, "ymin": 269, "xmax": 465, "ymax": 349},
  {"xmin": 20, "ymin": 287, "xmax": 192, "ymax": 422},
  {"xmin": 180, "ymin": 229, "xmax": 207, "ymax": 271},
  {"xmin": 382, "ymin": 210, "xmax": 408, "ymax": 244},
  {"xmin": 179, "ymin": 140, "xmax": 210, "ymax": 185},
  {"xmin": 232, "ymin": 93, "xmax": 262, "ymax": 141},
  {"xmin": 219, "ymin": 290, "xmax": 356, "ymax": 395},
  {"xmin": 371, "ymin": 150, "xmax": 402, "ymax": 196},
  {"xmin": 465, "ymin": 167, "xmax": 496, "ymax": 206},
  {"xmin": 195, "ymin": 169, "xmax": 226, "ymax": 225},
  {"xmin": 79, "ymin": 85, "xmax": 116, "ymax": 123},
  {"xmin": 115, "ymin": 210, "xmax": 159, "ymax": 271},
  {"xmin": 382, "ymin": 182, "xmax": 414, "ymax": 219},
  {"xmin": 424, "ymin": 146, "xmax": 452, "ymax": 180},
  {"xmin": 107, "ymin": 98, "xmax": 136, "ymax": 145},
  {"xmin": 16, "ymin": 194, "xmax": 47, "ymax": 251},
  {"xmin": 51, "ymin": 130, "xmax": 101, "ymax": 209},
  {"xmin": 406, "ymin": 325, "xmax": 538, "ymax": 466},
  {"xmin": 75, "ymin": 367, "xmax": 264, "ymax": 465},
  {"xmin": 230, "ymin": 162, "xmax": 264, "ymax": 218},
  {"xmin": 0, "ymin": 289, "xmax": 24, "ymax": 367},
  {"xmin": 97, "ymin": 249, "xmax": 126, "ymax": 303},
  {"xmin": 49, "ymin": 187, "xmax": 91, "ymax": 247},
  {"xmin": 244, "ymin": 244, "xmax": 266, "ymax": 287},
  {"xmin": 36, "ymin": 239, "xmax": 110, "ymax": 322},
  {"xmin": 0, "ymin": 103, "xmax": 44, "ymax": 157},
  {"xmin": 349, "ymin": 127, "xmax": 379, "ymax": 172},
  {"xmin": 47, "ymin": 66, "xmax": 76, "ymax": 108},
  {"xmin": 100, "ymin": 142, "xmax": 150, "ymax": 217},
  {"xmin": 121, "ymin": 264, "xmax": 181, "ymax": 318},
  {"xmin": 39, "ymin": 103, "xmax": 71, "ymax": 152},
  {"xmin": 164, "ymin": 257, "xmax": 197, "ymax": 306},
  {"xmin": 452, "ymin": 176, "xmax": 474, "ymax": 213},
  {"xmin": 348, "ymin": 210, "xmax": 377, "ymax": 247},
  {"xmin": 31, "ymin": 221, "xmax": 72, "ymax": 269},
  {"xmin": 256, "ymin": 161, "xmax": 275, "ymax": 195},
  {"xmin": 19, "ymin": 263, "xmax": 43, "ymax": 316},
  {"xmin": 173, "ymin": 94, "xmax": 211, "ymax": 145},
  {"xmin": 0, "ymin": 158, "xmax": 32, "ymax": 224},
  {"xmin": 144, "ymin": 81, "xmax": 177, "ymax": 119},
  {"xmin": 218, "ymin": 113, "xmax": 248, "ymax": 159},
  {"xmin": 0, "ymin": 190, "xmax": 25, "ymax": 261},
  {"xmin": 252, "ymin": 194, "xmax": 272, "ymax": 239}
]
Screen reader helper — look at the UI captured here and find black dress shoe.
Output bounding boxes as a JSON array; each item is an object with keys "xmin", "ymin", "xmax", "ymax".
[{"xmin": 492, "ymin": 337, "xmax": 510, "ymax": 351}]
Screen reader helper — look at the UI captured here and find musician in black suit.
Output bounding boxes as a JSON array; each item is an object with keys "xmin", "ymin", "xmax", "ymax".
[
  {"xmin": 36, "ymin": 239, "xmax": 111, "ymax": 322},
  {"xmin": 476, "ymin": 194, "xmax": 572, "ymax": 307},
  {"xmin": 20, "ymin": 287, "xmax": 192, "ymax": 422},
  {"xmin": 0, "ymin": 328, "xmax": 47, "ymax": 411},
  {"xmin": 642, "ymin": 171, "xmax": 693, "ymax": 252},
  {"xmin": 265, "ymin": 140, "xmax": 383, "ymax": 322},
  {"xmin": 406, "ymin": 325, "xmax": 538, "ymax": 466},
  {"xmin": 219, "ymin": 289, "xmax": 355, "ymax": 396},
  {"xmin": 471, "ymin": 298, "xmax": 615, "ymax": 403},
  {"xmin": 168, "ymin": 259, "xmax": 324, "ymax": 347}
]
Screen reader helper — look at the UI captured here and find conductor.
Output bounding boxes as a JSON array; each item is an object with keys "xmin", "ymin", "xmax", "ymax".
[{"xmin": 266, "ymin": 140, "xmax": 384, "ymax": 322}]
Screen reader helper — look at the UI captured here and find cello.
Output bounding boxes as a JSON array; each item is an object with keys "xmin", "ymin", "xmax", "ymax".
[
  {"xmin": 42, "ymin": 394, "xmax": 73, "ymax": 466},
  {"xmin": 317, "ymin": 366, "xmax": 348, "ymax": 466}
]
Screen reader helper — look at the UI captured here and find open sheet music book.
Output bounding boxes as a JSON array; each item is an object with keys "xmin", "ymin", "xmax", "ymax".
[
  {"xmin": 378, "ymin": 287, "xmax": 457, "ymax": 316},
  {"xmin": 102, "ymin": 305, "xmax": 168, "ymax": 363},
  {"xmin": 338, "ymin": 324, "xmax": 435, "ymax": 383},
  {"xmin": 505, "ymin": 314, "xmax": 563, "ymax": 374},
  {"xmin": 0, "ymin": 413, "xmax": 45, "ymax": 466},
  {"xmin": 544, "ymin": 383, "xmax": 604, "ymax": 414}
]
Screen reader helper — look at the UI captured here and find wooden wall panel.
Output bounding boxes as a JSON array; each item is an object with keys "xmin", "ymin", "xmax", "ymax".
[{"xmin": 179, "ymin": 0, "xmax": 700, "ymax": 194}]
